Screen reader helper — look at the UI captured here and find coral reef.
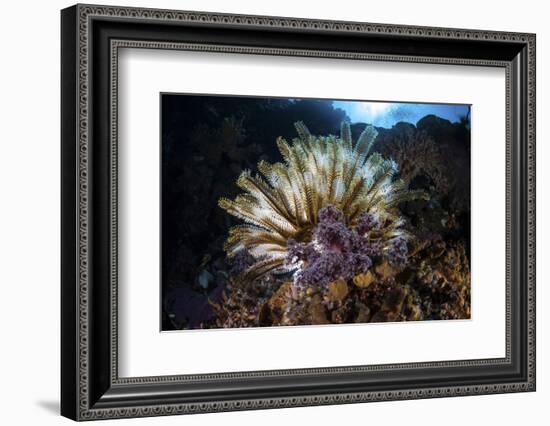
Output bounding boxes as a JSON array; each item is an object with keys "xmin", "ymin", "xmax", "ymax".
[
  {"xmin": 211, "ymin": 121, "xmax": 470, "ymax": 328},
  {"xmin": 161, "ymin": 96, "xmax": 471, "ymax": 330}
]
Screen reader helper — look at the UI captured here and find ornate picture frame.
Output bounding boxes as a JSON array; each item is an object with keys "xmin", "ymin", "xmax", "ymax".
[{"xmin": 61, "ymin": 4, "xmax": 536, "ymax": 421}]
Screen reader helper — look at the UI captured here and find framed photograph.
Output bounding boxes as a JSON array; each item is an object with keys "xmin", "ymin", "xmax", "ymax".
[{"xmin": 61, "ymin": 4, "xmax": 536, "ymax": 421}]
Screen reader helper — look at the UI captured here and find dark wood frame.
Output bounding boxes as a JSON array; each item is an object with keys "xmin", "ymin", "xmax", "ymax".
[{"xmin": 61, "ymin": 3, "xmax": 536, "ymax": 421}]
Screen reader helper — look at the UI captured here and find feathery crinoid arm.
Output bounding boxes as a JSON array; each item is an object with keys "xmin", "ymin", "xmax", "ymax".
[
  {"xmin": 355, "ymin": 125, "xmax": 378, "ymax": 155},
  {"xmin": 346, "ymin": 157, "xmax": 396, "ymax": 220},
  {"xmin": 344, "ymin": 124, "xmax": 378, "ymax": 187},
  {"xmin": 223, "ymin": 224, "xmax": 287, "ymax": 255},
  {"xmin": 340, "ymin": 121, "xmax": 353, "ymax": 152},
  {"xmin": 242, "ymin": 255, "xmax": 288, "ymax": 282},
  {"xmin": 235, "ymin": 170, "xmax": 296, "ymax": 231},
  {"xmin": 294, "ymin": 120, "xmax": 311, "ymax": 142}
]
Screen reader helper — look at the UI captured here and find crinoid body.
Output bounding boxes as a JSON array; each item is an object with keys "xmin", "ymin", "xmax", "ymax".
[{"xmin": 218, "ymin": 121, "xmax": 426, "ymax": 286}]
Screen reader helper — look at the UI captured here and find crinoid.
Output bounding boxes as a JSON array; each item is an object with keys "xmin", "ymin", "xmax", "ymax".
[{"xmin": 218, "ymin": 121, "xmax": 426, "ymax": 283}]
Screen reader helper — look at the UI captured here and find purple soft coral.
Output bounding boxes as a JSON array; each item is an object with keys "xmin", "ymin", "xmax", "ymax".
[
  {"xmin": 355, "ymin": 211, "xmax": 381, "ymax": 236},
  {"xmin": 386, "ymin": 236, "xmax": 408, "ymax": 266},
  {"xmin": 317, "ymin": 204, "xmax": 345, "ymax": 224},
  {"xmin": 313, "ymin": 217, "xmax": 352, "ymax": 253},
  {"xmin": 295, "ymin": 253, "xmax": 344, "ymax": 288},
  {"xmin": 286, "ymin": 238, "xmax": 316, "ymax": 263},
  {"xmin": 285, "ymin": 205, "xmax": 380, "ymax": 291}
]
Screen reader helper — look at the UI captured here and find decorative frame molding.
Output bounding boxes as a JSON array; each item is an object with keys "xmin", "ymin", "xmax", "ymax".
[{"xmin": 61, "ymin": 4, "xmax": 535, "ymax": 421}]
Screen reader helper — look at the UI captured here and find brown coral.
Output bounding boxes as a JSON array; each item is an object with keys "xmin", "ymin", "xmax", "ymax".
[
  {"xmin": 210, "ymin": 275, "xmax": 276, "ymax": 328},
  {"xmin": 413, "ymin": 240, "xmax": 471, "ymax": 320},
  {"xmin": 377, "ymin": 125, "xmax": 451, "ymax": 196}
]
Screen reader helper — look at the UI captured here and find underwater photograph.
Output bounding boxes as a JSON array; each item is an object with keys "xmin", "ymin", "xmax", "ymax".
[{"xmin": 161, "ymin": 94, "xmax": 471, "ymax": 331}]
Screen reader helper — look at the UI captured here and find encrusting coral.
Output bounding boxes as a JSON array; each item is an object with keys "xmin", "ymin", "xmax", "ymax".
[
  {"xmin": 218, "ymin": 121, "xmax": 426, "ymax": 287},
  {"xmin": 412, "ymin": 239, "xmax": 471, "ymax": 320}
]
